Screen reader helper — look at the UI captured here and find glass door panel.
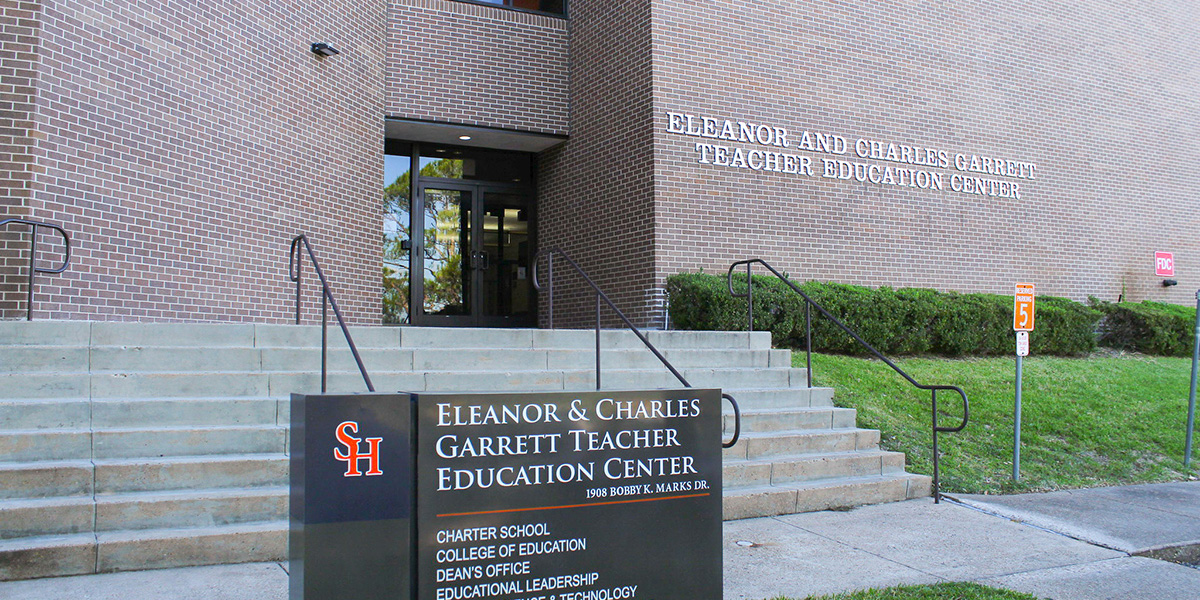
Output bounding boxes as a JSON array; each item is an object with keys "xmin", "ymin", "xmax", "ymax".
[
  {"xmin": 383, "ymin": 153, "xmax": 411, "ymax": 324},
  {"xmin": 480, "ymin": 190, "xmax": 531, "ymax": 319},
  {"xmin": 421, "ymin": 188, "xmax": 471, "ymax": 317}
]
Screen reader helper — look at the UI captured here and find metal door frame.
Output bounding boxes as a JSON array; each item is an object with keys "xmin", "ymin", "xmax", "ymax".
[{"xmin": 409, "ymin": 178, "xmax": 535, "ymax": 327}]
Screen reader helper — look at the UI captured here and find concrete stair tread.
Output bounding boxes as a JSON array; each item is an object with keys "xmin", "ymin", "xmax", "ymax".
[
  {"xmin": 721, "ymin": 472, "xmax": 932, "ymax": 520},
  {"xmin": 724, "ymin": 472, "xmax": 924, "ymax": 493},
  {"xmin": 723, "ymin": 448, "xmax": 904, "ymax": 466},
  {"xmin": 0, "ymin": 495, "xmax": 93, "ymax": 510},
  {"xmin": 0, "ymin": 458, "xmax": 92, "ymax": 469},
  {"xmin": 725, "ymin": 386, "xmax": 833, "ymax": 393},
  {"xmin": 94, "ymin": 519, "xmax": 287, "ymax": 543},
  {"xmin": 0, "ymin": 532, "xmax": 94, "ymax": 551},
  {"xmin": 96, "ymin": 424, "xmax": 284, "ymax": 434},
  {"xmin": 720, "ymin": 472, "xmax": 926, "ymax": 496},
  {"xmin": 733, "ymin": 426, "xmax": 869, "ymax": 439},
  {"xmin": 726, "ymin": 406, "xmax": 853, "ymax": 415},
  {"xmin": 94, "ymin": 485, "xmax": 288, "ymax": 504},
  {"xmin": 93, "ymin": 452, "xmax": 287, "ymax": 467}
]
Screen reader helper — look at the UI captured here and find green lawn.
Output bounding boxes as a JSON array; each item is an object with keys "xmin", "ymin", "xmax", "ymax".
[
  {"xmin": 799, "ymin": 351, "xmax": 1200, "ymax": 494},
  {"xmin": 779, "ymin": 582, "xmax": 1039, "ymax": 599}
]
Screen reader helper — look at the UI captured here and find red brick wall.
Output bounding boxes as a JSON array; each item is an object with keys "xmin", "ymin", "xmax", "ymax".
[
  {"xmin": 0, "ymin": 1, "xmax": 42, "ymax": 317},
  {"xmin": 538, "ymin": 0, "xmax": 659, "ymax": 328},
  {"xmin": 387, "ymin": 0, "xmax": 569, "ymax": 136},
  {"xmin": 652, "ymin": 1, "xmax": 1200, "ymax": 309},
  {"xmin": 1, "ymin": 0, "xmax": 386, "ymax": 323}
]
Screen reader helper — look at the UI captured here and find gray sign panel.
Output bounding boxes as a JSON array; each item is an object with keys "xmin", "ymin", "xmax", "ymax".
[{"xmin": 415, "ymin": 389, "xmax": 723, "ymax": 600}]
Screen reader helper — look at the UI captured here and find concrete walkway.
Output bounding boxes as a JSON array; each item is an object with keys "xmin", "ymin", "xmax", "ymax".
[
  {"xmin": 951, "ymin": 481, "xmax": 1200, "ymax": 564},
  {"xmin": 2, "ymin": 482, "xmax": 1198, "ymax": 600}
]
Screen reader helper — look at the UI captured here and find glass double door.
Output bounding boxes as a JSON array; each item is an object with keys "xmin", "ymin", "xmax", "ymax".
[{"xmin": 415, "ymin": 182, "xmax": 533, "ymax": 327}]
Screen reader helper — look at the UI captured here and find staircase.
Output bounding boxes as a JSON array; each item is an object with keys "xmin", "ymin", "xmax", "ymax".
[{"xmin": 0, "ymin": 320, "xmax": 929, "ymax": 580}]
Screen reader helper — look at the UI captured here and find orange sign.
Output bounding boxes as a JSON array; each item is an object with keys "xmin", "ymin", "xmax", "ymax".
[{"xmin": 1013, "ymin": 283, "xmax": 1035, "ymax": 331}]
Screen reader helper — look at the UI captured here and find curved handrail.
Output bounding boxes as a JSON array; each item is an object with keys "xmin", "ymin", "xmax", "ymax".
[
  {"xmin": 289, "ymin": 234, "xmax": 375, "ymax": 393},
  {"xmin": 1, "ymin": 218, "xmax": 71, "ymax": 320},
  {"xmin": 533, "ymin": 246, "xmax": 740, "ymax": 448},
  {"xmin": 727, "ymin": 258, "xmax": 968, "ymax": 500}
]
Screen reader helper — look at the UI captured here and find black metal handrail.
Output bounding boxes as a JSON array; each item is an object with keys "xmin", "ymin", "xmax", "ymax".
[
  {"xmin": 533, "ymin": 246, "xmax": 740, "ymax": 448},
  {"xmin": 0, "ymin": 218, "xmax": 71, "ymax": 321},
  {"xmin": 288, "ymin": 234, "xmax": 375, "ymax": 394},
  {"xmin": 727, "ymin": 258, "xmax": 968, "ymax": 502}
]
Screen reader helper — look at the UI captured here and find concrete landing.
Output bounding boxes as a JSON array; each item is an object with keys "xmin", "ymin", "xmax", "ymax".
[{"xmin": 951, "ymin": 481, "xmax": 1200, "ymax": 563}]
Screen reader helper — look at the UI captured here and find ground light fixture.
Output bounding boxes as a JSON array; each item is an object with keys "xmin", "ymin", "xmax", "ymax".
[{"xmin": 311, "ymin": 43, "xmax": 339, "ymax": 57}]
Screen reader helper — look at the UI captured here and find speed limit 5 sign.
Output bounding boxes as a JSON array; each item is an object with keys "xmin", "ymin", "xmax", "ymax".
[{"xmin": 1013, "ymin": 283, "xmax": 1035, "ymax": 331}]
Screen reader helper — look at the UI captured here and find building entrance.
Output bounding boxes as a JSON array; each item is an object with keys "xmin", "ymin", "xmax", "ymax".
[
  {"xmin": 384, "ymin": 142, "xmax": 536, "ymax": 327},
  {"xmin": 416, "ymin": 183, "xmax": 532, "ymax": 326}
]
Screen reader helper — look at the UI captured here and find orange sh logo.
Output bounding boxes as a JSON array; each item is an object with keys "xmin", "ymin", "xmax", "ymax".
[{"xmin": 333, "ymin": 421, "xmax": 383, "ymax": 477}]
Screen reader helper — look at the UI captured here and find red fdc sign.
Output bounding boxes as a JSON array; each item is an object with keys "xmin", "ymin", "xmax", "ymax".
[
  {"xmin": 1155, "ymin": 251, "xmax": 1175, "ymax": 277},
  {"xmin": 1013, "ymin": 283, "xmax": 1035, "ymax": 332}
]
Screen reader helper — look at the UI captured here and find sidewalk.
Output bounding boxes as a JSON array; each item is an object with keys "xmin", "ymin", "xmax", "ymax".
[{"xmin": 2, "ymin": 482, "xmax": 1198, "ymax": 600}]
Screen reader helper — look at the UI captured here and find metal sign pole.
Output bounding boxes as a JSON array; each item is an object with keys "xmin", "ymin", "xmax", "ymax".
[
  {"xmin": 1186, "ymin": 290, "xmax": 1199, "ymax": 468},
  {"xmin": 1014, "ymin": 352, "xmax": 1023, "ymax": 481}
]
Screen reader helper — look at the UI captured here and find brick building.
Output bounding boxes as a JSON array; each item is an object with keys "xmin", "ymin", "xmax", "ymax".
[{"xmin": 2, "ymin": 0, "xmax": 1198, "ymax": 328}]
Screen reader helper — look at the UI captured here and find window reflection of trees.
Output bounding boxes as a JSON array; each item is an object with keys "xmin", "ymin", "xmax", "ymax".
[
  {"xmin": 423, "ymin": 189, "xmax": 465, "ymax": 315},
  {"xmin": 382, "ymin": 158, "xmax": 467, "ymax": 322},
  {"xmin": 383, "ymin": 165, "xmax": 410, "ymax": 324}
]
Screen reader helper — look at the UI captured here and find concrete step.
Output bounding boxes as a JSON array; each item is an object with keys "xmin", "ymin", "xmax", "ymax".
[
  {"xmin": 93, "ymin": 425, "xmax": 287, "ymax": 459},
  {"xmin": 0, "ymin": 399, "xmax": 90, "ymax": 430},
  {"xmin": 94, "ymin": 487, "xmax": 288, "ymax": 531},
  {"xmin": 89, "ymin": 323, "xmax": 257, "ymax": 348},
  {"xmin": 0, "ymin": 374, "xmax": 89, "ymax": 399},
  {"xmin": 94, "ymin": 521, "xmax": 286, "ymax": 574},
  {"xmin": 0, "ymin": 533, "xmax": 96, "ymax": 581},
  {"xmin": 0, "ymin": 320, "xmax": 91, "ymax": 346},
  {"xmin": 94, "ymin": 454, "xmax": 288, "ymax": 494},
  {"xmin": 260, "ymin": 347, "xmax": 413, "ymax": 372},
  {"xmin": 0, "ymin": 496, "xmax": 93, "ymax": 539},
  {"xmin": 1, "ymin": 425, "xmax": 287, "ymax": 462},
  {"xmin": 723, "ymin": 406, "xmax": 858, "ymax": 433},
  {"xmin": 0, "ymin": 346, "xmax": 89, "ymax": 374},
  {"xmin": 722, "ymin": 387, "xmax": 835, "ymax": 409},
  {"xmin": 0, "ymin": 428, "xmax": 91, "ymax": 462},
  {"xmin": 0, "ymin": 460, "xmax": 93, "ymax": 499},
  {"xmin": 722, "ymin": 473, "xmax": 932, "ymax": 520},
  {"xmin": 91, "ymin": 373, "xmax": 270, "ymax": 398},
  {"xmin": 400, "ymin": 327, "xmax": 772, "ymax": 350},
  {"xmin": 252, "ymin": 324, "xmax": 401, "ymax": 349},
  {"xmin": 89, "ymin": 347, "xmax": 262, "ymax": 373},
  {"xmin": 592, "ymin": 367, "xmax": 807, "ymax": 390},
  {"xmin": 722, "ymin": 449, "xmax": 908, "ymax": 487},
  {"xmin": 0, "ymin": 322, "xmax": 773, "ymax": 351},
  {"xmin": 0, "ymin": 521, "xmax": 287, "ymax": 580},
  {"xmin": 723, "ymin": 428, "xmax": 881, "ymax": 461},
  {"xmin": 91, "ymin": 398, "xmax": 279, "ymax": 428}
]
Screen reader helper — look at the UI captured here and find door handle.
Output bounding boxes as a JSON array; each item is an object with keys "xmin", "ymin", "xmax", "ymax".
[{"xmin": 470, "ymin": 251, "xmax": 490, "ymax": 270}]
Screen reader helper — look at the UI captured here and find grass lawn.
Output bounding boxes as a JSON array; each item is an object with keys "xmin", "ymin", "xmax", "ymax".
[
  {"xmin": 799, "ymin": 351, "xmax": 1200, "ymax": 494},
  {"xmin": 780, "ymin": 582, "xmax": 1039, "ymax": 599}
]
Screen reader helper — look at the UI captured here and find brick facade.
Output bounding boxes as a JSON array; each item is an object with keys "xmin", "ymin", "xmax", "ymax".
[
  {"xmin": 538, "ymin": 0, "xmax": 659, "ymax": 329},
  {"xmin": 649, "ymin": 1, "xmax": 1200, "ymax": 314},
  {"xmin": 386, "ymin": 0, "xmax": 569, "ymax": 136},
  {"xmin": 1, "ymin": 0, "xmax": 1197, "ymax": 327},
  {"xmin": 0, "ymin": 1, "xmax": 43, "ymax": 316},
  {"xmin": 1, "ymin": 0, "xmax": 386, "ymax": 323}
]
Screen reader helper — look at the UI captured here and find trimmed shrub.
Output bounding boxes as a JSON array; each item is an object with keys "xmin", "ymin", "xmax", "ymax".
[
  {"xmin": 1091, "ymin": 299, "xmax": 1197, "ymax": 356},
  {"xmin": 667, "ymin": 273, "xmax": 1101, "ymax": 357}
]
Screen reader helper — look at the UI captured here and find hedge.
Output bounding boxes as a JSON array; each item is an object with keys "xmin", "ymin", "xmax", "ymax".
[
  {"xmin": 1091, "ymin": 299, "xmax": 1197, "ymax": 357},
  {"xmin": 666, "ymin": 273, "xmax": 1101, "ymax": 357}
]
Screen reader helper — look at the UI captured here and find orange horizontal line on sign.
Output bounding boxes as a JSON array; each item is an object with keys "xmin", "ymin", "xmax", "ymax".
[{"xmin": 436, "ymin": 492, "xmax": 711, "ymax": 518}]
